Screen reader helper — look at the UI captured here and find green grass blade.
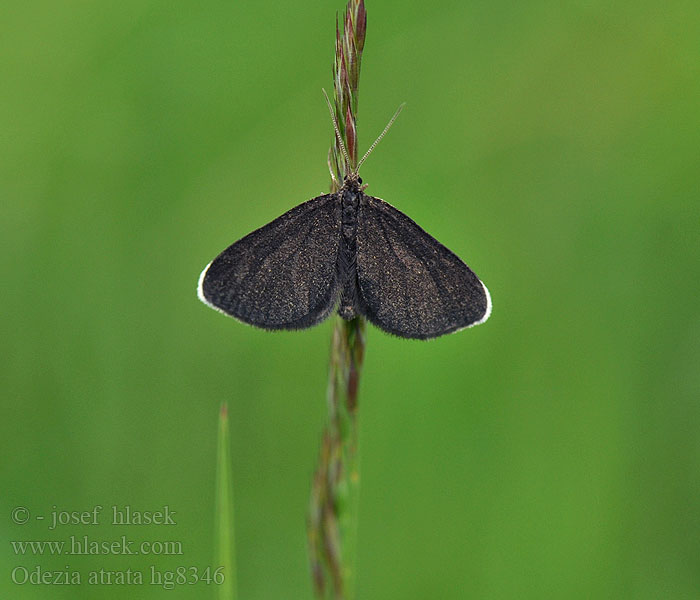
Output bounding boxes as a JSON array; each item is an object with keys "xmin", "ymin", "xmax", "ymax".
[{"xmin": 216, "ymin": 402, "xmax": 237, "ymax": 600}]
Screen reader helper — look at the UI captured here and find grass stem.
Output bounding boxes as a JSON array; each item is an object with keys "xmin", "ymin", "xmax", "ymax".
[{"xmin": 308, "ymin": 2, "xmax": 367, "ymax": 598}]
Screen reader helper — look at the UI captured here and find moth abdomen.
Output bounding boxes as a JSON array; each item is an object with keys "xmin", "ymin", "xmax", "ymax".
[{"xmin": 337, "ymin": 187, "xmax": 361, "ymax": 319}]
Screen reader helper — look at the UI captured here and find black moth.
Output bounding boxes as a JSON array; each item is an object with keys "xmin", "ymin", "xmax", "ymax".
[{"xmin": 198, "ymin": 101, "xmax": 491, "ymax": 340}]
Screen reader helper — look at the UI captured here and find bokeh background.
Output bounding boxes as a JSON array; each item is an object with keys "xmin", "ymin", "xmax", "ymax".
[{"xmin": 2, "ymin": 1, "xmax": 699, "ymax": 598}]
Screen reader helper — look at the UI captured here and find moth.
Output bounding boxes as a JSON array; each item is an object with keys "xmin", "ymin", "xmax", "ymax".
[{"xmin": 198, "ymin": 95, "xmax": 491, "ymax": 339}]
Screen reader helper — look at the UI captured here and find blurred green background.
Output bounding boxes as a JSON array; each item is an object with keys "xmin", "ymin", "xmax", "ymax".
[{"xmin": 2, "ymin": 1, "xmax": 699, "ymax": 598}]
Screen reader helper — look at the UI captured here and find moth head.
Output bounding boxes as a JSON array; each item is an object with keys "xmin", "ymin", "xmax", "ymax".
[{"xmin": 343, "ymin": 173, "xmax": 365, "ymax": 192}]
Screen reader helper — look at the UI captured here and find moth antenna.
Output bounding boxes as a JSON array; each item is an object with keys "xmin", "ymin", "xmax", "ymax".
[
  {"xmin": 357, "ymin": 102, "xmax": 405, "ymax": 172},
  {"xmin": 327, "ymin": 147, "xmax": 340, "ymax": 188},
  {"xmin": 322, "ymin": 88, "xmax": 351, "ymax": 175}
]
